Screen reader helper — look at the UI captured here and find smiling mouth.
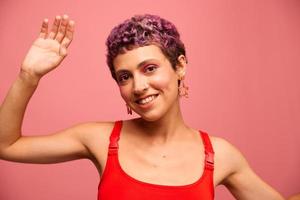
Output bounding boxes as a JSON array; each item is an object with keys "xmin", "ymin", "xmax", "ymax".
[{"xmin": 135, "ymin": 94, "xmax": 159, "ymax": 105}]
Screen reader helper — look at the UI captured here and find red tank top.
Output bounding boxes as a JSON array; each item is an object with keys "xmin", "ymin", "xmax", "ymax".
[{"xmin": 98, "ymin": 120, "xmax": 215, "ymax": 200}]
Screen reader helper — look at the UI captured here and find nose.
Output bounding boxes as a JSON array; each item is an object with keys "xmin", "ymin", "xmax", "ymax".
[{"xmin": 133, "ymin": 75, "xmax": 149, "ymax": 95}]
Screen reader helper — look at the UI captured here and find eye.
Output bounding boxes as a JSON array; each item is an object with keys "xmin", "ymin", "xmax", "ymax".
[
  {"xmin": 117, "ymin": 73, "xmax": 130, "ymax": 83},
  {"xmin": 144, "ymin": 65, "xmax": 157, "ymax": 73}
]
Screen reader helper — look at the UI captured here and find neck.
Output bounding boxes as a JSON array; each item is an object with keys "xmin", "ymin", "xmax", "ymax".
[{"xmin": 132, "ymin": 99, "xmax": 190, "ymax": 145}]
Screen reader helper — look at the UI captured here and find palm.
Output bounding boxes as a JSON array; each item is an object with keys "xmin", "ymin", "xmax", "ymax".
[
  {"xmin": 22, "ymin": 38, "xmax": 62, "ymax": 75},
  {"xmin": 21, "ymin": 15, "xmax": 74, "ymax": 79}
]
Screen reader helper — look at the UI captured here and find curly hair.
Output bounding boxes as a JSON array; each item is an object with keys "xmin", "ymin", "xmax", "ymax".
[{"xmin": 105, "ymin": 14, "xmax": 187, "ymax": 81}]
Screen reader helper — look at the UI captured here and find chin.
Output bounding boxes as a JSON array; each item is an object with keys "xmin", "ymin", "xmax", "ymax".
[{"xmin": 135, "ymin": 111, "xmax": 163, "ymax": 122}]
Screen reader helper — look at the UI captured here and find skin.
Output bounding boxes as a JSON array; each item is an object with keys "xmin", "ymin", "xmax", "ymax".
[
  {"xmin": 0, "ymin": 15, "xmax": 286, "ymax": 199},
  {"xmin": 288, "ymin": 194, "xmax": 300, "ymax": 200}
]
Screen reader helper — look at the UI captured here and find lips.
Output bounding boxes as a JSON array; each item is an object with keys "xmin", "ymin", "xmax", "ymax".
[{"xmin": 135, "ymin": 94, "xmax": 159, "ymax": 105}]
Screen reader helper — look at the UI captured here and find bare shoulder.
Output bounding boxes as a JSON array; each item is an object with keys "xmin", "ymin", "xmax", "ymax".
[
  {"xmin": 48, "ymin": 120, "xmax": 116, "ymax": 163},
  {"xmin": 209, "ymin": 135, "xmax": 284, "ymax": 199},
  {"xmin": 208, "ymin": 135, "xmax": 248, "ymax": 186},
  {"xmin": 79, "ymin": 120, "xmax": 123, "ymax": 175},
  {"xmin": 75, "ymin": 121, "xmax": 115, "ymax": 142},
  {"xmin": 210, "ymin": 135, "xmax": 246, "ymax": 166},
  {"xmin": 76, "ymin": 121, "xmax": 115, "ymax": 154}
]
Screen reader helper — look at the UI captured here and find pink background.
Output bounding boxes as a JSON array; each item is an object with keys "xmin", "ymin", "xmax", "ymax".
[{"xmin": 0, "ymin": 0, "xmax": 299, "ymax": 199}]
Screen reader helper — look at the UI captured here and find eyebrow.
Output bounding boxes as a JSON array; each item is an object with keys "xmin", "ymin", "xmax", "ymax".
[{"xmin": 115, "ymin": 58, "xmax": 158, "ymax": 75}]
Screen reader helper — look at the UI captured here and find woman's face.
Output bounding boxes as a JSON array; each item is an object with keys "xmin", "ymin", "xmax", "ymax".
[{"xmin": 113, "ymin": 45, "xmax": 186, "ymax": 121}]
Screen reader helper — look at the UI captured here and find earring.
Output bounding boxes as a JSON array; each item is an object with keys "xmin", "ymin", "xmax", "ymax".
[
  {"xmin": 178, "ymin": 77, "xmax": 189, "ymax": 98},
  {"xmin": 126, "ymin": 104, "xmax": 132, "ymax": 115}
]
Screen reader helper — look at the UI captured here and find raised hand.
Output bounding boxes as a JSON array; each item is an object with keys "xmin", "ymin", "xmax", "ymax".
[{"xmin": 21, "ymin": 15, "xmax": 74, "ymax": 80}]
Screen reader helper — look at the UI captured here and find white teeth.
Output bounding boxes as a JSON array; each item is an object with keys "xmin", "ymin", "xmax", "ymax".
[{"xmin": 138, "ymin": 95, "xmax": 156, "ymax": 105}]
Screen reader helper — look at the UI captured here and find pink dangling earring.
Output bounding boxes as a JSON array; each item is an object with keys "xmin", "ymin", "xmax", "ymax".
[
  {"xmin": 126, "ymin": 104, "xmax": 132, "ymax": 115},
  {"xmin": 178, "ymin": 78, "xmax": 189, "ymax": 98}
]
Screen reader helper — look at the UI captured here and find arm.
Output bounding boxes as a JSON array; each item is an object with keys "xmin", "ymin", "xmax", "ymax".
[
  {"xmin": 0, "ymin": 15, "xmax": 92, "ymax": 163},
  {"xmin": 218, "ymin": 138, "xmax": 285, "ymax": 200},
  {"xmin": 0, "ymin": 122, "xmax": 93, "ymax": 164}
]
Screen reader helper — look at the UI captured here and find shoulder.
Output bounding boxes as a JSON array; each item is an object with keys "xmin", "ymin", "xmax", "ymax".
[
  {"xmin": 208, "ymin": 135, "xmax": 249, "ymax": 185},
  {"xmin": 208, "ymin": 135, "xmax": 285, "ymax": 199},
  {"xmin": 210, "ymin": 135, "xmax": 246, "ymax": 166},
  {"xmin": 74, "ymin": 121, "xmax": 116, "ymax": 143},
  {"xmin": 71, "ymin": 121, "xmax": 116, "ymax": 162},
  {"xmin": 76, "ymin": 120, "xmax": 116, "ymax": 133},
  {"xmin": 76, "ymin": 119, "xmax": 139, "ymax": 152},
  {"xmin": 61, "ymin": 121, "xmax": 116, "ymax": 155}
]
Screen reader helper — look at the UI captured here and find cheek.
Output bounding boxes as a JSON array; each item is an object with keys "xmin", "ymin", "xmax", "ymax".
[
  {"xmin": 152, "ymin": 72, "xmax": 177, "ymax": 91},
  {"xmin": 119, "ymin": 86, "xmax": 131, "ymax": 101}
]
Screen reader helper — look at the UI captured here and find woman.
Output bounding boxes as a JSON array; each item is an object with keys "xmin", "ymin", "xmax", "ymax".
[{"xmin": 0, "ymin": 14, "xmax": 285, "ymax": 199}]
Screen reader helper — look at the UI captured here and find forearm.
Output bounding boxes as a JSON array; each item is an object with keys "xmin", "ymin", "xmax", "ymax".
[
  {"xmin": 0, "ymin": 70, "xmax": 40, "ymax": 149},
  {"xmin": 224, "ymin": 164, "xmax": 285, "ymax": 200}
]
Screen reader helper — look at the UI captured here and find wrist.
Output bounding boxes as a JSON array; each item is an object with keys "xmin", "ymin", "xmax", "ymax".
[{"xmin": 18, "ymin": 69, "xmax": 41, "ymax": 87}]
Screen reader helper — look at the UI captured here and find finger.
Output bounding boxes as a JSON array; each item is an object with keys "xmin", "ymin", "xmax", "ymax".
[
  {"xmin": 55, "ymin": 14, "xmax": 69, "ymax": 43},
  {"xmin": 60, "ymin": 20, "xmax": 75, "ymax": 48},
  {"xmin": 59, "ymin": 45, "xmax": 68, "ymax": 57},
  {"xmin": 39, "ymin": 18, "xmax": 49, "ymax": 38},
  {"xmin": 48, "ymin": 15, "xmax": 61, "ymax": 39}
]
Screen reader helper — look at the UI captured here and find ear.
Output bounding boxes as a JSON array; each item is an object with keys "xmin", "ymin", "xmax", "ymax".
[{"xmin": 175, "ymin": 55, "xmax": 187, "ymax": 79}]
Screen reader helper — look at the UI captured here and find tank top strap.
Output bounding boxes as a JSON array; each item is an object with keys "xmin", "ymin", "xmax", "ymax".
[
  {"xmin": 200, "ymin": 130, "xmax": 215, "ymax": 171},
  {"xmin": 108, "ymin": 120, "xmax": 122, "ymax": 155}
]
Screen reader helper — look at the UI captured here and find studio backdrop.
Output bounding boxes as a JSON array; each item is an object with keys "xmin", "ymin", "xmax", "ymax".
[{"xmin": 0, "ymin": 0, "xmax": 299, "ymax": 199}]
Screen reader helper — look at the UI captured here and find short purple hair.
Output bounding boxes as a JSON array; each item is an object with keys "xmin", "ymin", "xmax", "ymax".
[{"xmin": 105, "ymin": 14, "xmax": 187, "ymax": 81}]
